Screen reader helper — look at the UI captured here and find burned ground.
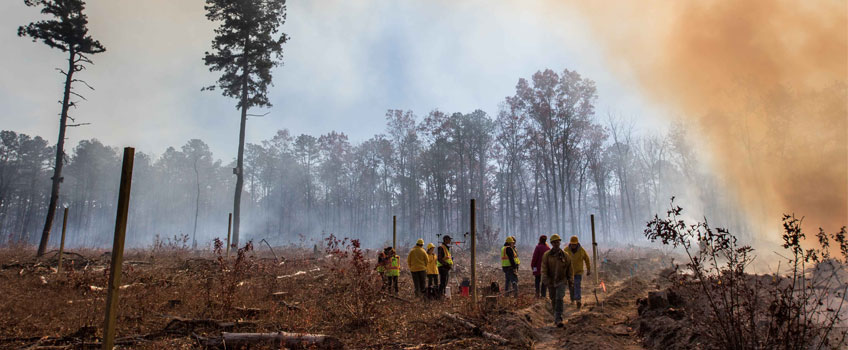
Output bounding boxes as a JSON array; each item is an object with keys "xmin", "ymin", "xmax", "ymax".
[{"xmin": 0, "ymin": 245, "xmax": 670, "ymax": 349}]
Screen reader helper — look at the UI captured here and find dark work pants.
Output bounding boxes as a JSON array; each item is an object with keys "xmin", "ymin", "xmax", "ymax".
[
  {"xmin": 548, "ymin": 284, "xmax": 567, "ymax": 324},
  {"xmin": 411, "ymin": 270, "xmax": 427, "ymax": 297},
  {"xmin": 438, "ymin": 266, "xmax": 450, "ymax": 295},
  {"xmin": 534, "ymin": 275, "xmax": 547, "ymax": 297},
  {"xmin": 427, "ymin": 274, "xmax": 438, "ymax": 288},
  {"xmin": 570, "ymin": 274, "xmax": 583, "ymax": 301},
  {"xmin": 503, "ymin": 266, "xmax": 518, "ymax": 297},
  {"xmin": 387, "ymin": 276, "xmax": 398, "ymax": 294}
]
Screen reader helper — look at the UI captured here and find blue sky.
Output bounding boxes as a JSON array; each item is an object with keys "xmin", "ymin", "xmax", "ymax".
[{"xmin": 0, "ymin": 0, "xmax": 667, "ymax": 161}]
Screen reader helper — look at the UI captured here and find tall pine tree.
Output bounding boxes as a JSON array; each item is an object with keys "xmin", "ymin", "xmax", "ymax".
[
  {"xmin": 18, "ymin": 0, "xmax": 105, "ymax": 256},
  {"xmin": 203, "ymin": 0, "xmax": 288, "ymax": 247}
]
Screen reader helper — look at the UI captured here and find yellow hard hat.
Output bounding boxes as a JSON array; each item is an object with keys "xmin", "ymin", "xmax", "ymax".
[
  {"xmin": 550, "ymin": 234, "xmax": 562, "ymax": 242},
  {"xmin": 427, "ymin": 243, "xmax": 435, "ymax": 249},
  {"xmin": 505, "ymin": 236, "xmax": 515, "ymax": 244},
  {"xmin": 416, "ymin": 238, "xmax": 424, "ymax": 246},
  {"xmin": 570, "ymin": 236, "xmax": 579, "ymax": 244}
]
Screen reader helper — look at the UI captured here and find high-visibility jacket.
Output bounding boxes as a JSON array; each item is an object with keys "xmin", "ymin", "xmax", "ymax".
[
  {"xmin": 386, "ymin": 255, "xmax": 400, "ymax": 277},
  {"xmin": 566, "ymin": 245, "xmax": 591, "ymax": 276},
  {"xmin": 407, "ymin": 246, "xmax": 429, "ymax": 272},
  {"xmin": 502, "ymin": 246, "xmax": 520, "ymax": 267},
  {"xmin": 437, "ymin": 244, "xmax": 453, "ymax": 267},
  {"xmin": 426, "ymin": 253, "xmax": 439, "ymax": 275}
]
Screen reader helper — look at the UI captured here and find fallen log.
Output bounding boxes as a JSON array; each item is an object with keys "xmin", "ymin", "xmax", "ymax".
[
  {"xmin": 200, "ymin": 332, "xmax": 344, "ymax": 350},
  {"xmin": 276, "ymin": 268, "xmax": 321, "ymax": 279},
  {"xmin": 442, "ymin": 312, "xmax": 508, "ymax": 345},
  {"xmin": 88, "ymin": 282, "xmax": 143, "ymax": 292},
  {"xmin": 164, "ymin": 317, "xmax": 255, "ymax": 333}
]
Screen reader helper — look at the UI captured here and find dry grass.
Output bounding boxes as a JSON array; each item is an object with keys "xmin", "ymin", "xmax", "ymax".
[{"xmin": 0, "ymin": 242, "xmax": 545, "ymax": 349}]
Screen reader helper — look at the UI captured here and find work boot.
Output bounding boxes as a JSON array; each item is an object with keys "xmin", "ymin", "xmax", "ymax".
[{"xmin": 576, "ymin": 301, "xmax": 582, "ymax": 309}]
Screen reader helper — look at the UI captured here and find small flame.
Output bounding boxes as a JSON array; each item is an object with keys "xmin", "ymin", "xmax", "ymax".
[{"xmin": 600, "ymin": 281, "xmax": 607, "ymax": 293}]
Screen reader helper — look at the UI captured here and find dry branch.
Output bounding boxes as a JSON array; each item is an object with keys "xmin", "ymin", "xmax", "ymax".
[
  {"xmin": 278, "ymin": 301, "xmax": 303, "ymax": 311},
  {"xmin": 277, "ymin": 268, "xmax": 321, "ymax": 279},
  {"xmin": 199, "ymin": 331, "xmax": 344, "ymax": 349},
  {"xmin": 443, "ymin": 312, "xmax": 508, "ymax": 345},
  {"xmin": 380, "ymin": 292, "xmax": 413, "ymax": 304},
  {"xmin": 164, "ymin": 316, "xmax": 255, "ymax": 333}
]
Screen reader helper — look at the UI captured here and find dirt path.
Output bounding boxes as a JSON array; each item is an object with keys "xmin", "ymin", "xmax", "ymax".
[{"xmin": 518, "ymin": 277, "xmax": 652, "ymax": 350}]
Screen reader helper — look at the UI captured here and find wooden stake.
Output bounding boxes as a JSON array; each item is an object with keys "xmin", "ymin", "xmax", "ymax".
[
  {"xmin": 470, "ymin": 199, "xmax": 477, "ymax": 308},
  {"xmin": 57, "ymin": 207, "xmax": 68, "ymax": 274},
  {"xmin": 226, "ymin": 213, "xmax": 232, "ymax": 257},
  {"xmin": 591, "ymin": 214, "xmax": 599, "ymax": 288},
  {"xmin": 392, "ymin": 215, "xmax": 396, "ymax": 249},
  {"xmin": 102, "ymin": 147, "xmax": 134, "ymax": 350}
]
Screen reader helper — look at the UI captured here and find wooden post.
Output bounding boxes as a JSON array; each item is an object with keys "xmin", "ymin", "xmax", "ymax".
[
  {"xmin": 470, "ymin": 199, "xmax": 477, "ymax": 308},
  {"xmin": 102, "ymin": 147, "xmax": 134, "ymax": 350},
  {"xmin": 591, "ymin": 214, "xmax": 599, "ymax": 287},
  {"xmin": 392, "ymin": 215, "xmax": 396, "ymax": 249},
  {"xmin": 57, "ymin": 207, "xmax": 68, "ymax": 274},
  {"xmin": 226, "ymin": 213, "xmax": 232, "ymax": 257}
]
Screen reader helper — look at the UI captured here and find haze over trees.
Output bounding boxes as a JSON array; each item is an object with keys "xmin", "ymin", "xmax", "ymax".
[
  {"xmin": 203, "ymin": 0, "xmax": 289, "ymax": 248},
  {"xmin": 17, "ymin": 0, "xmax": 106, "ymax": 256},
  {"xmin": 0, "ymin": 69, "xmax": 750, "ymax": 250}
]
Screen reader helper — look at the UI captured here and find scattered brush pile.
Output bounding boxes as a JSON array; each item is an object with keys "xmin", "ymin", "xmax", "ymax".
[{"xmin": 639, "ymin": 199, "xmax": 848, "ymax": 350}]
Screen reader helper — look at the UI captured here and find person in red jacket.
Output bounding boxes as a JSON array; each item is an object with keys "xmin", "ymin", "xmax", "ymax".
[{"xmin": 531, "ymin": 235, "xmax": 550, "ymax": 298}]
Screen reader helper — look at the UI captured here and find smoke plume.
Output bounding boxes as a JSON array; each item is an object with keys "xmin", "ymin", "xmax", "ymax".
[{"xmin": 558, "ymin": 0, "xmax": 848, "ymax": 237}]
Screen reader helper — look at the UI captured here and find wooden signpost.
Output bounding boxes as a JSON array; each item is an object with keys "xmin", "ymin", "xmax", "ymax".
[
  {"xmin": 591, "ymin": 214, "xmax": 599, "ymax": 287},
  {"xmin": 226, "ymin": 213, "xmax": 232, "ymax": 257},
  {"xmin": 57, "ymin": 207, "xmax": 69, "ymax": 274},
  {"xmin": 470, "ymin": 199, "xmax": 477, "ymax": 308},
  {"xmin": 102, "ymin": 147, "xmax": 135, "ymax": 350}
]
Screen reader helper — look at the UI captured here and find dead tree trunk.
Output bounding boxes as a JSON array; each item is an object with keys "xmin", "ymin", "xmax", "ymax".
[{"xmin": 37, "ymin": 49, "xmax": 76, "ymax": 257}]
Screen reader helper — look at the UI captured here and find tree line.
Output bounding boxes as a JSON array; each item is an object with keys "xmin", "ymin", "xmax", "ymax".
[
  {"xmin": 0, "ymin": 67, "xmax": 751, "ymax": 249},
  {"xmin": 9, "ymin": 0, "xmax": 750, "ymax": 251}
]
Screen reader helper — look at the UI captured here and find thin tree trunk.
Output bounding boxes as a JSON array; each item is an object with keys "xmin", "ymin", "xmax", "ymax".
[
  {"xmin": 37, "ymin": 49, "xmax": 75, "ymax": 257},
  {"xmin": 232, "ymin": 38, "xmax": 250, "ymax": 248},
  {"xmin": 192, "ymin": 158, "xmax": 200, "ymax": 249}
]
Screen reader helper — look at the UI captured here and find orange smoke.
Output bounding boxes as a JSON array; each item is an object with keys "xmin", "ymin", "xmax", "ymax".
[{"xmin": 557, "ymin": 0, "xmax": 848, "ymax": 235}]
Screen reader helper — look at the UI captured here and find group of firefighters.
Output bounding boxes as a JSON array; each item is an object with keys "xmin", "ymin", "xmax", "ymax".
[{"xmin": 375, "ymin": 233, "xmax": 591, "ymax": 327}]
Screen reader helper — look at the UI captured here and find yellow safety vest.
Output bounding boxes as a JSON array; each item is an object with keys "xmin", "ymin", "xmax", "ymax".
[
  {"xmin": 436, "ymin": 244, "xmax": 453, "ymax": 267},
  {"xmin": 386, "ymin": 255, "xmax": 400, "ymax": 277},
  {"xmin": 501, "ymin": 246, "xmax": 520, "ymax": 267}
]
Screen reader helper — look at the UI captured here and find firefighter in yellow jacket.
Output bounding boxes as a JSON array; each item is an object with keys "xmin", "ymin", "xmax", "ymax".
[
  {"xmin": 425, "ymin": 243, "xmax": 439, "ymax": 289},
  {"xmin": 385, "ymin": 247, "xmax": 400, "ymax": 294},
  {"xmin": 566, "ymin": 236, "xmax": 591, "ymax": 308},
  {"xmin": 502, "ymin": 236, "xmax": 520, "ymax": 297},
  {"xmin": 407, "ymin": 239, "xmax": 429, "ymax": 297}
]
